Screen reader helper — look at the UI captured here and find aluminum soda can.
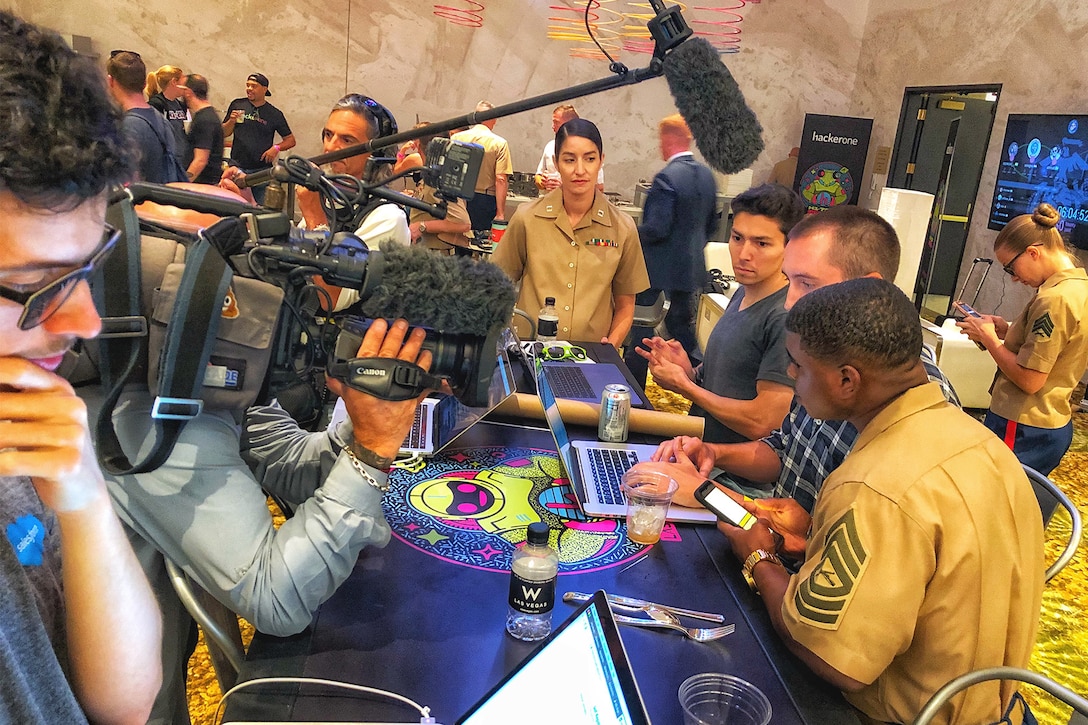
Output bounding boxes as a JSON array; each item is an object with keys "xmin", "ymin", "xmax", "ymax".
[{"xmin": 598, "ymin": 384, "xmax": 631, "ymax": 442}]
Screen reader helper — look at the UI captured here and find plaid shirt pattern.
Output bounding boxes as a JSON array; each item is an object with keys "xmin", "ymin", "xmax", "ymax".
[{"xmin": 763, "ymin": 347, "xmax": 960, "ymax": 513}]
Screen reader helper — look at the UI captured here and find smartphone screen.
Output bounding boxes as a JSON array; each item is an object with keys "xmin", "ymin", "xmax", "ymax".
[
  {"xmin": 957, "ymin": 302, "xmax": 982, "ymax": 318},
  {"xmin": 695, "ymin": 482, "xmax": 756, "ymax": 530}
]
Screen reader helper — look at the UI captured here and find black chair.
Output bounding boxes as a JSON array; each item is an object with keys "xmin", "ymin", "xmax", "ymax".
[{"xmin": 631, "ymin": 290, "xmax": 669, "ymax": 336}]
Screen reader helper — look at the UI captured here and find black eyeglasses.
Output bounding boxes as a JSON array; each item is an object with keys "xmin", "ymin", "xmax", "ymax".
[
  {"xmin": 1002, "ymin": 243, "xmax": 1041, "ymax": 276},
  {"xmin": 0, "ymin": 224, "xmax": 119, "ymax": 330}
]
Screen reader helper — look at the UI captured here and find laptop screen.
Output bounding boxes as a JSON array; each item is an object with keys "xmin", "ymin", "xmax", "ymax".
[
  {"xmin": 534, "ymin": 359, "xmax": 579, "ymax": 483},
  {"xmin": 456, "ymin": 590, "xmax": 650, "ymax": 724}
]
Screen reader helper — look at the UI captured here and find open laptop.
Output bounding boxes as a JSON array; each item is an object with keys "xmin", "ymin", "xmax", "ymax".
[
  {"xmin": 456, "ymin": 589, "xmax": 650, "ymax": 725},
  {"xmin": 331, "ymin": 328, "xmax": 519, "ymax": 457},
  {"xmin": 510, "ymin": 330, "xmax": 646, "ymax": 408},
  {"xmin": 228, "ymin": 591, "xmax": 648, "ymax": 724},
  {"xmin": 535, "ymin": 360, "xmax": 717, "ymax": 524},
  {"xmin": 541, "ymin": 358, "xmax": 647, "ymax": 407}
]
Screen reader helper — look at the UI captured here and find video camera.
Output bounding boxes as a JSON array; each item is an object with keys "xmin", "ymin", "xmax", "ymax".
[{"xmin": 118, "ymin": 169, "xmax": 511, "ymax": 433}]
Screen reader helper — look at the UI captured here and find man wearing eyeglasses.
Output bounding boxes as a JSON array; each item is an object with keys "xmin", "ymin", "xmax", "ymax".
[{"xmin": 0, "ymin": 11, "xmax": 162, "ymax": 723}]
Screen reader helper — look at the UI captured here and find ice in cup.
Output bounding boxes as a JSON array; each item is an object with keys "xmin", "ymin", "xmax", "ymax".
[
  {"xmin": 620, "ymin": 469, "xmax": 678, "ymax": 545},
  {"xmin": 678, "ymin": 672, "xmax": 772, "ymax": 725}
]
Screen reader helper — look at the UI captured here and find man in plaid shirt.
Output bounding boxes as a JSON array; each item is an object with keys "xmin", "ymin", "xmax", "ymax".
[{"xmin": 643, "ymin": 206, "xmax": 959, "ymax": 513}]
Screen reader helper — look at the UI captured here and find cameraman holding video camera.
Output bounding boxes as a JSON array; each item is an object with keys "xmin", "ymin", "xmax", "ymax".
[{"xmin": 92, "ymin": 184, "xmax": 433, "ymax": 723}]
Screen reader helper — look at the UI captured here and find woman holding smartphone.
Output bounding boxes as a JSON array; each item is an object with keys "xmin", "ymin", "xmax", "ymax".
[
  {"xmin": 957, "ymin": 202, "xmax": 1088, "ymax": 476},
  {"xmin": 493, "ymin": 118, "xmax": 649, "ymax": 348}
]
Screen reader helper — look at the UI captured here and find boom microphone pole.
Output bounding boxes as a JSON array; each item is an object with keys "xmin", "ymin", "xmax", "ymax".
[{"xmin": 242, "ymin": 0, "xmax": 707, "ymax": 189}]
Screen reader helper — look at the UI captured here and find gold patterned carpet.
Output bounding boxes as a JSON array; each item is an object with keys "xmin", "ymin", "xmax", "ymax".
[{"xmin": 184, "ymin": 379, "xmax": 1088, "ymax": 724}]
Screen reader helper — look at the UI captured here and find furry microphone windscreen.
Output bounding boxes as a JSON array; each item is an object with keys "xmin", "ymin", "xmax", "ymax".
[
  {"xmin": 357, "ymin": 243, "xmax": 516, "ymax": 337},
  {"xmin": 663, "ymin": 36, "xmax": 765, "ymax": 175}
]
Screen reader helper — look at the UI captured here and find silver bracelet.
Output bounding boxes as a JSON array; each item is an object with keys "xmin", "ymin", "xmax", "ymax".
[{"xmin": 342, "ymin": 446, "xmax": 391, "ymax": 492}]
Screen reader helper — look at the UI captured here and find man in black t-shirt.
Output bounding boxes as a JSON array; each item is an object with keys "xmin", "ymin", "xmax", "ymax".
[
  {"xmin": 180, "ymin": 74, "xmax": 224, "ymax": 185},
  {"xmin": 221, "ymin": 72, "xmax": 295, "ymax": 203}
]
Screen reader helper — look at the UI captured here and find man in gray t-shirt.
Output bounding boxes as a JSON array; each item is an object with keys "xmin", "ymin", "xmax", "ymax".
[
  {"xmin": 693, "ymin": 283, "xmax": 793, "ymax": 444},
  {"xmin": 636, "ymin": 184, "xmax": 804, "ymax": 479}
]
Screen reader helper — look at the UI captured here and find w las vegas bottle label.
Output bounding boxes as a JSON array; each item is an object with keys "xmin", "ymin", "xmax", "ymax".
[{"xmin": 508, "ymin": 572, "xmax": 556, "ymax": 614}]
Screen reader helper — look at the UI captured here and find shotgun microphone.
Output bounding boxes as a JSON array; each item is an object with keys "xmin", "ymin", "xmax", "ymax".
[{"xmin": 662, "ymin": 36, "xmax": 765, "ymax": 175}]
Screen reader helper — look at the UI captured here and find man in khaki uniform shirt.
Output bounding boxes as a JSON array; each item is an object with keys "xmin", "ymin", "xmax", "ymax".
[
  {"xmin": 452, "ymin": 101, "xmax": 513, "ymax": 232},
  {"xmin": 493, "ymin": 188, "xmax": 649, "ymax": 346},
  {"xmin": 409, "ymin": 182, "xmax": 471, "ymax": 254},
  {"xmin": 717, "ymin": 279, "xmax": 1044, "ymax": 725}
]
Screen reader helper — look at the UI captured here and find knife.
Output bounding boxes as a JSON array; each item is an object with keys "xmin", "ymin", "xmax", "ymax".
[{"xmin": 563, "ymin": 591, "xmax": 726, "ymax": 623}]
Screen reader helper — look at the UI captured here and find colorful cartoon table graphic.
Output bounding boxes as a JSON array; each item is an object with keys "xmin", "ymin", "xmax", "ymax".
[{"xmin": 385, "ymin": 446, "xmax": 681, "ymax": 574}]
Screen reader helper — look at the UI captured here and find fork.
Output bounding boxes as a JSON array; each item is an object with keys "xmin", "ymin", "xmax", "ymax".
[{"xmin": 612, "ymin": 609, "xmax": 735, "ymax": 642}]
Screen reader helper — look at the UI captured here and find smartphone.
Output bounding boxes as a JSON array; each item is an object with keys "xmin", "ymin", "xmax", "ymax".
[
  {"xmin": 694, "ymin": 481, "xmax": 756, "ymax": 530},
  {"xmin": 957, "ymin": 301, "xmax": 982, "ymax": 318},
  {"xmin": 954, "ymin": 302, "xmax": 988, "ymax": 350}
]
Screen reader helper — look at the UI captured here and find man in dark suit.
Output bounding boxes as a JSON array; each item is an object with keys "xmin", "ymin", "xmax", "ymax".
[{"xmin": 625, "ymin": 114, "xmax": 719, "ymax": 387}]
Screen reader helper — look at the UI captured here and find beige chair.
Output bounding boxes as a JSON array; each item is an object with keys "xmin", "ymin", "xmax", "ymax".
[
  {"xmin": 164, "ymin": 559, "xmax": 246, "ymax": 691},
  {"xmin": 912, "ymin": 666, "xmax": 1088, "ymax": 725},
  {"xmin": 1022, "ymin": 464, "xmax": 1082, "ymax": 583}
]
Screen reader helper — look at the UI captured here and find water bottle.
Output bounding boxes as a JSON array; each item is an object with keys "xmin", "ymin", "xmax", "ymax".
[
  {"xmin": 506, "ymin": 522, "xmax": 559, "ymax": 641},
  {"xmin": 537, "ymin": 297, "xmax": 559, "ymax": 343}
]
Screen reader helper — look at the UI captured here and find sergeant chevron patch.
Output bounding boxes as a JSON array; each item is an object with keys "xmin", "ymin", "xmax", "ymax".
[
  {"xmin": 794, "ymin": 507, "xmax": 869, "ymax": 630},
  {"xmin": 1031, "ymin": 312, "xmax": 1055, "ymax": 338}
]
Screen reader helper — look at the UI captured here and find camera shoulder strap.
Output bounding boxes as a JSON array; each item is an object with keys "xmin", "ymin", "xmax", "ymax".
[{"xmin": 95, "ymin": 196, "xmax": 233, "ymax": 474}]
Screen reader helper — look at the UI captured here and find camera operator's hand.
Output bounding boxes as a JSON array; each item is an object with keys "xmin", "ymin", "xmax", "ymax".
[
  {"xmin": 0, "ymin": 357, "xmax": 105, "ymax": 513},
  {"xmin": 325, "ymin": 318, "xmax": 433, "ymax": 461},
  {"xmin": 296, "ymin": 187, "xmax": 328, "ymax": 231},
  {"xmin": 218, "ymin": 167, "xmax": 254, "ymax": 204}
]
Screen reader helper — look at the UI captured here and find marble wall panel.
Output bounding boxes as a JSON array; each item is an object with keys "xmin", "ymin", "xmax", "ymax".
[{"xmin": 14, "ymin": 0, "xmax": 865, "ymax": 201}]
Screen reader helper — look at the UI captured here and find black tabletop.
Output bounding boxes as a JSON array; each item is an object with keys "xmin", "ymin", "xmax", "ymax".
[{"xmin": 226, "ymin": 419, "xmax": 860, "ymax": 724}]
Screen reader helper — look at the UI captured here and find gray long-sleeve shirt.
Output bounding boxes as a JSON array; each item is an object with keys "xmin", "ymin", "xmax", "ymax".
[{"xmin": 90, "ymin": 389, "xmax": 391, "ymax": 725}]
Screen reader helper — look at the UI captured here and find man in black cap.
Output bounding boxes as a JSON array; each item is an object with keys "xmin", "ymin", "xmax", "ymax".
[{"xmin": 221, "ymin": 72, "xmax": 295, "ymax": 203}]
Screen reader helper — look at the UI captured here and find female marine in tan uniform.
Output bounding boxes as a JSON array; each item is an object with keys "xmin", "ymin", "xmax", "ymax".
[
  {"xmin": 957, "ymin": 202, "xmax": 1088, "ymax": 476},
  {"xmin": 493, "ymin": 118, "xmax": 649, "ymax": 348}
]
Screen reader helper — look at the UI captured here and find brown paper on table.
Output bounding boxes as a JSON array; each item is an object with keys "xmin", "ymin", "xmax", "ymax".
[{"xmin": 493, "ymin": 392, "xmax": 704, "ymax": 439}]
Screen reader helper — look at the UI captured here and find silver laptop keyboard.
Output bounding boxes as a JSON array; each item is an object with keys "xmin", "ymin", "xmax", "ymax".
[
  {"xmin": 403, "ymin": 406, "xmax": 426, "ymax": 448},
  {"xmin": 544, "ymin": 365, "xmax": 595, "ymax": 399},
  {"xmin": 587, "ymin": 448, "xmax": 640, "ymax": 504}
]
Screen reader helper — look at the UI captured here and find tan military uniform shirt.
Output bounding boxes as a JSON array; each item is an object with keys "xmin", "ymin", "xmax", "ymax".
[
  {"xmin": 410, "ymin": 182, "xmax": 472, "ymax": 252},
  {"xmin": 493, "ymin": 189, "xmax": 650, "ymax": 342},
  {"xmin": 782, "ymin": 383, "xmax": 1044, "ymax": 725},
  {"xmin": 989, "ymin": 266, "xmax": 1088, "ymax": 428},
  {"xmin": 451, "ymin": 124, "xmax": 512, "ymax": 194}
]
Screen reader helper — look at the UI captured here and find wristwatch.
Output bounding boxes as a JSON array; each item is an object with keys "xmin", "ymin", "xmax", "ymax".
[
  {"xmin": 418, "ymin": 221, "xmax": 428, "ymax": 235},
  {"xmin": 741, "ymin": 548, "xmax": 781, "ymax": 592}
]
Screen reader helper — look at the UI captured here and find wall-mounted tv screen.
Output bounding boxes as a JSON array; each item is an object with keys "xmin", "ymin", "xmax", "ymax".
[{"xmin": 989, "ymin": 113, "xmax": 1088, "ymax": 248}]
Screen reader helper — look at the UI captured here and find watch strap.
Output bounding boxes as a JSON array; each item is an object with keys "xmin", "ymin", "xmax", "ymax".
[
  {"xmin": 741, "ymin": 548, "xmax": 781, "ymax": 592},
  {"xmin": 345, "ymin": 438, "xmax": 394, "ymax": 474}
]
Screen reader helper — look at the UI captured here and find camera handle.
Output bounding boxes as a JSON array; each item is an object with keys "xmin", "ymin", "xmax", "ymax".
[{"xmin": 327, "ymin": 357, "xmax": 445, "ymax": 401}]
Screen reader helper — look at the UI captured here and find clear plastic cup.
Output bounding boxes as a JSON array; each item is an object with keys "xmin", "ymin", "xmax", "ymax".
[
  {"xmin": 678, "ymin": 673, "xmax": 772, "ymax": 725},
  {"xmin": 620, "ymin": 469, "xmax": 678, "ymax": 545}
]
